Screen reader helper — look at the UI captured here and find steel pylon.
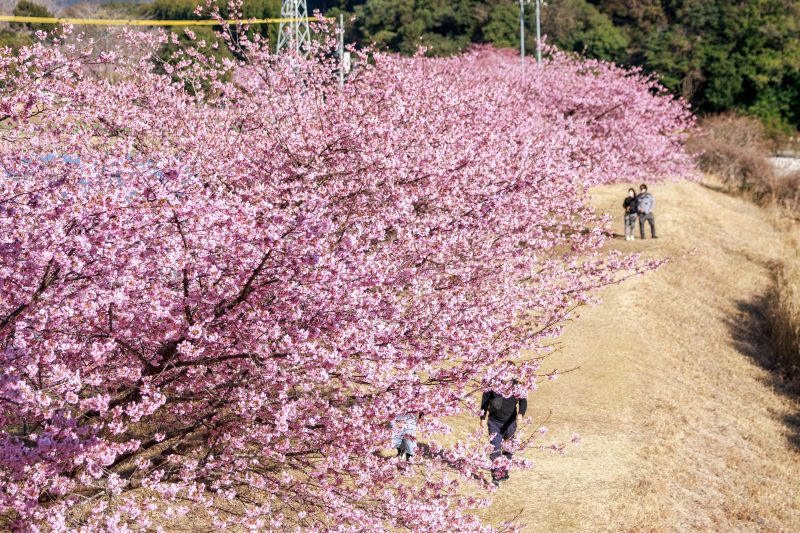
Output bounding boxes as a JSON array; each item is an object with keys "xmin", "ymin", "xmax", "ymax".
[{"xmin": 277, "ymin": 0, "xmax": 311, "ymax": 56}]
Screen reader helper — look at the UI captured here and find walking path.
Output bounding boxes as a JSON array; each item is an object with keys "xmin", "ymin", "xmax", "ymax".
[{"xmin": 464, "ymin": 180, "xmax": 800, "ymax": 531}]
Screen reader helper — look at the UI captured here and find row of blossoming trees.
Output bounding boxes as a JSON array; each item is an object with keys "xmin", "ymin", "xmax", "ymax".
[{"xmin": 0, "ymin": 20, "xmax": 694, "ymax": 532}]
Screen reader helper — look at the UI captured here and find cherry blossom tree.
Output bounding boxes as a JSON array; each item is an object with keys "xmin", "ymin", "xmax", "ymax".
[{"xmin": 0, "ymin": 21, "xmax": 694, "ymax": 532}]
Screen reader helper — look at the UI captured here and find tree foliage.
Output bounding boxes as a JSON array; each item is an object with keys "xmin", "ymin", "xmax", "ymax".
[
  {"xmin": 0, "ymin": 0, "xmax": 53, "ymax": 48},
  {"xmin": 10, "ymin": 0, "xmax": 53, "ymax": 31},
  {"xmin": 317, "ymin": 0, "xmax": 800, "ymax": 130},
  {"xmin": 332, "ymin": 0, "xmax": 626, "ymax": 58},
  {"xmin": 0, "ymin": 22, "xmax": 693, "ymax": 531},
  {"xmin": 147, "ymin": 0, "xmax": 282, "ymax": 46},
  {"xmin": 630, "ymin": 0, "xmax": 800, "ymax": 132},
  {"xmin": 542, "ymin": 0, "xmax": 629, "ymax": 62},
  {"xmin": 2, "ymin": 0, "xmax": 796, "ymax": 128}
]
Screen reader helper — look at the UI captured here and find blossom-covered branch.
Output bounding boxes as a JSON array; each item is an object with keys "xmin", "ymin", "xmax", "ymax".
[{"xmin": 0, "ymin": 20, "xmax": 694, "ymax": 532}]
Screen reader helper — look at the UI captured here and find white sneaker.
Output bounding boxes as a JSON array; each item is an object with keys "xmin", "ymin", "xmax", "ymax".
[{"xmin": 631, "ymin": 235, "xmax": 636, "ymax": 240}]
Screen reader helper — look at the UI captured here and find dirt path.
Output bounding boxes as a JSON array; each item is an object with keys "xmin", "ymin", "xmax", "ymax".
[{"xmin": 467, "ymin": 180, "xmax": 800, "ymax": 531}]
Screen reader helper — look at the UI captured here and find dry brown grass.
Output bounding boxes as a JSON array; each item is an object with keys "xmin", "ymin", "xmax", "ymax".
[
  {"xmin": 688, "ymin": 113, "xmax": 800, "ymax": 380},
  {"xmin": 687, "ymin": 113, "xmax": 800, "ymax": 212},
  {"xmin": 687, "ymin": 113, "xmax": 776, "ymax": 199},
  {"xmin": 769, "ymin": 223, "xmax": 800, "ymax": 380},
  {"xmin": 461, "ymin": 179, "xmax": 800, "ymax": 531},
  {"xmin": 770, "ymin": 172, "xmax": 800, "ymax": 213}
]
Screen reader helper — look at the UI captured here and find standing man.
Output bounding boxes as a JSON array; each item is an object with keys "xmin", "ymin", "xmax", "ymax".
[
  {"xmin": 480, "ymin": 386, "xmax": 527, "ymax": 485},
  {"xmin": 637, "ymin": 183, "xmax": 657, "ymax": 239}
]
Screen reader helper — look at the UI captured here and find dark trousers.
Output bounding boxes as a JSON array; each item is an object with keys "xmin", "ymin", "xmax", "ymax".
[
  {"xmin": 488, "ymin": 417, "xmax": 516, "ymax": 477},
  {"xmin": 639, "ymin": 212, "xmax": 656, "ymax": 238}
]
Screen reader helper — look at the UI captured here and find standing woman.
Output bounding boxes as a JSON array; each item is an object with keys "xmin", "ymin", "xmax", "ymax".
[
  {"xmin": 623, "ymin": 188, "xmax": 638, "ymax": 241},
  {"xmin": 391, "ymin": 412, "xmax": 423, "ymax": 461}
]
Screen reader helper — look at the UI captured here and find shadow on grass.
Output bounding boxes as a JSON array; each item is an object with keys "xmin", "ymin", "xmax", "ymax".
[
  {"xmin": 726, "ymin": 296, "xmax": 800, "ymax": 452},
  {"xmin": 375, "ymin": 443, "xmax": 493, "ymax": 485},
  {"xmin": 417, "ymin": 443, "xmax": 490, "ymax": 483}
]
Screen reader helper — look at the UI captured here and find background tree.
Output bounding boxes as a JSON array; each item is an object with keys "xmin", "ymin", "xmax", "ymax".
[
  {"xmin": 2, "ymin": 0, "xmax": 797, "ymax": 130},
  {"xmin": 352, "ymin": 0, "xmax": 477, "ymax": 55},
  {"xmin": 314, "ymin": 0, "xmax": 800, "ymax": 132},
  {"xmin": 476, "ymin": 0, "xmax": 519, "ymax": 49},
  {"xmin": 542, "ymin": 0, "xmax": 629, "ymax": 62},
  {"xmin": 639, "ymin": 0, "xmax": 800, "ymax": 132},
  {"xmin": 10, "ymin": 0, "xmax": 53, "ymax": 31},
  {"xmin": 0, "ymin": 0, "xmax": 53, "ymax": 46}
]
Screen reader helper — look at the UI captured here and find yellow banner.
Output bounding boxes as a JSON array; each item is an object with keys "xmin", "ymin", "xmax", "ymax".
[{"xmin": 0, "ymin": 15, "xmax": 320, "ymax": 26}]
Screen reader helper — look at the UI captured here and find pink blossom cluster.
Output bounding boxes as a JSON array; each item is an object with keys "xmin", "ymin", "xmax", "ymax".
[{"xmin": 0, "ymin": 23, "xmax": 694, "ymax": 532}]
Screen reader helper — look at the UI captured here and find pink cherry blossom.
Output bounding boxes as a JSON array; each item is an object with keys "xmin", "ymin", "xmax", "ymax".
[{"xmin": 0, "ymin": 17, "xmax": 694, "ymax": 533}]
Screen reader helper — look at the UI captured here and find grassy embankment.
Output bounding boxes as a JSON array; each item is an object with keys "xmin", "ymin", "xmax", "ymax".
[{"xmin": 689, "ymin": 114, "xmax": 800, "ymax": 384}]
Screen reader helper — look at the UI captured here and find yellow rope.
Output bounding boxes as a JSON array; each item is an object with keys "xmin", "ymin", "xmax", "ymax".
[{"xmin": 0, "ymin": 15, "xmax": 322, "ymax": 26}]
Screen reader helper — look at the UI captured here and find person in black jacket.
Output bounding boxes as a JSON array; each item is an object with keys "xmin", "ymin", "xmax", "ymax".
[
  {"xmin": 622, "ymin": 187, "xmax": 638, "ymax": 241},
  {"xmin": 480, "ymin": 386, "xmax": 527, "ymax": 484}
]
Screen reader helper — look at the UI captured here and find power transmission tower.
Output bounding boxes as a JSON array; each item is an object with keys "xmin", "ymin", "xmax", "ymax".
[{"xmin": 277, "ymin": 0, "xmax": 311, "ymax": 56}]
